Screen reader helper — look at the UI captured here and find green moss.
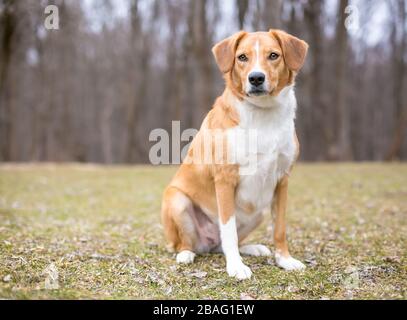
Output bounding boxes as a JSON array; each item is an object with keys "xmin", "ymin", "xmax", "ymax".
[{"xmin": 0, "ymin": 163, "xmax": 406, "ymax": 299}]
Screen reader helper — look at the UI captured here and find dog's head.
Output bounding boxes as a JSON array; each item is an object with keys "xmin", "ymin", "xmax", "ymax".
[{"xmin": 212, "ymin": 30, "xmax": 308, "ymax": 102}]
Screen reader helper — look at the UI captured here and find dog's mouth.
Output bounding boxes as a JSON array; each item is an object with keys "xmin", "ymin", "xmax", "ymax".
[{"xmin": 246, "ymin": 88, "xmax": 272, "ymax": 97}]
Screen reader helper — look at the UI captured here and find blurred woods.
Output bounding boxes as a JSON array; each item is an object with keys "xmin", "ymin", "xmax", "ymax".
[{"xmin": 0, "ymin": 0, "xmax": 406, "ymax": 163}]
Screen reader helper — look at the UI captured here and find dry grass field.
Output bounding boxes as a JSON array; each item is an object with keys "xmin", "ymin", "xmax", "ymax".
[{"xmin": 0, "ymin": 163, "xmax": 406, "ymax": 299}]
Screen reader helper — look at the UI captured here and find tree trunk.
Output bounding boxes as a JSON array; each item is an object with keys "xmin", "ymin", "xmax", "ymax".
[
  {"xmin": 385, "ymin": 0, "xmax": 407, "ymax": 161},
  {"xmin": 236, "ymin": 0, "xmax": 249, "ymax": 29},
  {"xmin": 192, "ymin": 0, "xmax": 213, "ymax": 128},
  {"xmin": 0, "ymin": 0, "xmax": 17, "ymax": 161},
  {"xmin": 304, "ymin": 1, "xmax": 328, "ymax": 160},
  {"xmin": 329, "ymin": 0, "xmax": 352, "ymax": 161},
  {"xmin": 125, "ymin": 0, "xmax": 149, "ymax": 163},
  {"xmin": 261, "ymin": 0, "xmax": 282, "ymax": 29}
]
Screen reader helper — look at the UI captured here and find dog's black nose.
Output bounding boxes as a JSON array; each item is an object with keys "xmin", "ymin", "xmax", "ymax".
[{"xmin": 248, "ymin": 72, "xmax": 265, "ymax": 86}]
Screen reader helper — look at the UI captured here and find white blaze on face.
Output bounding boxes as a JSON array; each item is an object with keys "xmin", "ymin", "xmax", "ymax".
[
  {"xmin": 254, "ymin": 40, "xmax": 260, "ymax": 69},
  {"xmin": 254, "ymin": 40, "xmax": 261, "ymax": 72},
  {"xmin": 246, "ymin": 40, "xmax": 268, "ymax": 94}
]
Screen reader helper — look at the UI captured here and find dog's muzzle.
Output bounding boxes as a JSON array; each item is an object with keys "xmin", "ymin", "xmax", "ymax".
[{"xmin": 247, "ymin": 71, "xmax": 268, "ymax": 96}]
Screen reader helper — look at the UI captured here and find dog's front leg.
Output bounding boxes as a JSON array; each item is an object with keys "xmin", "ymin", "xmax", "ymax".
[
  {"xmin": 215, "ymin": 181, "xmax": 252, "ymax": 280},
  {"xmin": 273, "ymin": 175, "xmax": 305, "ymax": 271}
]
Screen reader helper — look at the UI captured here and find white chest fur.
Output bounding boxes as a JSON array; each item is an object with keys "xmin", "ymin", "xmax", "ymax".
[{"xmin": 226, "ymin": 86, "xmax": 297, "ymax": 215}]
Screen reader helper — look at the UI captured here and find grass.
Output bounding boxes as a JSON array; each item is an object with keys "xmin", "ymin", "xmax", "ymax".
[{"xmin": 0, "ymin": 163, "xmax": 406, "ymax": 300}]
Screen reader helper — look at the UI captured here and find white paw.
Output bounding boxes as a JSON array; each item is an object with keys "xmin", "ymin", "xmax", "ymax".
[
  {"xmin": 275, "ymin": 254, "xmax": 306, "ymax": 271},
  {"xmin": 176, "ymin": 250, "xmax": 196, "ymax": 264},
  {"xmin": 239, "ymin": 244, "xmax": 272, "ymax": 257},
  {"xmin": 227, "ymin": 261, "xmax": 252, "ymax": 280}
]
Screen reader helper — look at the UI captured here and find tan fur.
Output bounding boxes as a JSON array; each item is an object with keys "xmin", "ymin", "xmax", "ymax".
[
  {"xmin": 161, "ymin": 30, "xmax": 308, "ymax": 257},
  {"xmin": 272, "ymin": 175, "xmax": 290, "ymax": 257},
  {"xmin": 270, "ymin": 29, "xmax": 309, "ymax": 73},
  {"xmin": 212, "ymin": 31, "xmax": 247, "ymax": 74}
]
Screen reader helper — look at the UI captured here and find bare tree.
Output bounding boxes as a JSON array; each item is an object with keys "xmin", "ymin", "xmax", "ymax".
[
  {"xmin": 303, "ymin": 0, "xmax": 328, "ymax": 160},
  {"xmin": 0, "ymin": 0, "xmax": 406, "ymax": 163},
  {"xmin": 0, "ymin": 0, "xmax": 18, "ymax": 160},
  {"xmin": 261, "ymin": 0, "xmax": 283, "ymax": 29},
  {"xmin": 330, "ymin": 0, "xmax": 352, "ymax": 160},
  {"xmin": 386, "ymin": 0, "xmax": 407, "ymax": 161},
  {"xmin": 125, "ymin": 0, "xmax": 152, "ymax": 162},
  {"xmin": 192, "ymin": 0, "xmax": 214, "ymax": 128},
  {"xmin": 236, "ymin": 0, "xmax": 249, "ymax": 29}
]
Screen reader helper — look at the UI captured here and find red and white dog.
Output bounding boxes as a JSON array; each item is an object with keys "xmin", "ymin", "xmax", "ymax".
[{"xmin": 161, "ymin": 30, "xmax": 308, "ymax": 279}]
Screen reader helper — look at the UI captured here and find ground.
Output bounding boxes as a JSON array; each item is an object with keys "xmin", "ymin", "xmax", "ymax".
[{"xmin": 0, "ymin": 163, "xmax": 406, "ymax": 300}]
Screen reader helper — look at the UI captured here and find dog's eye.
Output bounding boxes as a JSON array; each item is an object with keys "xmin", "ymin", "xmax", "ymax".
[
  {"xmin": 269, "ymin": 52, "xmax": 280, "ymax": 60},
  {"xmin": 238, "ymin": 54, "xmax": 248, "ymax": 62}
]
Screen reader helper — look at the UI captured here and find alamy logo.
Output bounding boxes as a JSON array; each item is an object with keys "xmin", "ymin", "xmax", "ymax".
[
  {"xmin": 344, "ymin": 5, "xmax": 359, "ymax": 32},
  {"xmin": 44, "ymin": 5, "xmax": 59, "ymax": 30},
  {"xmin": 149, "ymin": 121, "xmax": 259, "ymax": 176}
]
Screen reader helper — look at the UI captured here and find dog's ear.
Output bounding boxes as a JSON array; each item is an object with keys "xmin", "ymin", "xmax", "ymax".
[
  {"xmin": 212, "ymin": 31, "xmax": 247, "ymax": 74},
  {"xmin": 270, "ymin": 29, "xmax": 308, "ymax": 72}
]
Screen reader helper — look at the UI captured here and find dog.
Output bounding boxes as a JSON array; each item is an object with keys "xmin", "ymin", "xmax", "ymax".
[{"xmin": 161, "ymin": 30, "xmax": 308, "ymax": 279}]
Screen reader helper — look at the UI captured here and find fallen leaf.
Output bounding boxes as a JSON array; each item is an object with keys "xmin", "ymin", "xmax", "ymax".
[
  {"xmin": 188, "ymin": 271, "xmax": 207, "ymax": 279},
  {"xmin": 240, "ymin": 293, "xmax": 256, "ymax": 300},
  {"xmin": 42, "ymin": 263, "xmax": 59, "ymax": 290},
  {"xmin": 3, "ymin": 275, "xmax": 12, "ymax": 282},
  {"xmin": 383, "ymin": 256, "xmax": 401, "ymax": 264},
  {"xmin": 344, "ymin": 266, "xmax": 358, "ymax": 274},
  {"xmin": 147, "ymin": 272, "xmax": 165, "ymax": 286},
  {"xmin": 287, "ymin": 285, "xmax": 299, "ymax": 293}
]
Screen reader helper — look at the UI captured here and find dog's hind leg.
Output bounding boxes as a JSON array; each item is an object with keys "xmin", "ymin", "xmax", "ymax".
[
  {"xmin": 239, "ymin": 244, "xmax": 272, "ymax": 256},
  {"xmin": 237, "ymin": 213, "xmax": 271, "ymax": 257},
  {"xmin": 161, "ymin": 187, "xmax": 198, "ymax": 264}
]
